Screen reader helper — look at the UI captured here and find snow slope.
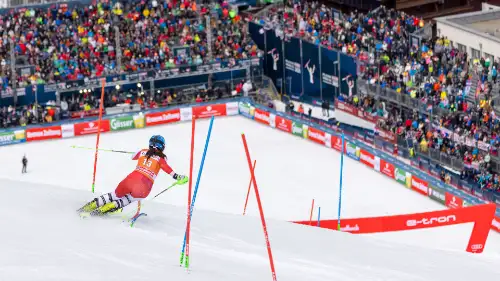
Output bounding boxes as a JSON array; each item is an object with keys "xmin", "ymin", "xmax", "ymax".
[{"xmin": 1, "ymin": 178, "xmax": 500, "ymax": 281}]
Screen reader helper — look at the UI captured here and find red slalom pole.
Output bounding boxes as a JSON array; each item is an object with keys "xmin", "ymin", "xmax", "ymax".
[
  {"xmin": 241, "ymin": 134, "xmax": 277, "ymax": 281},
  {"xmin": 243, "ymin": 159, "xmax": 257, "ymax": 215},
  {"xmin": 309, "ymin": 199, "xmax": 315, "ymax": 225},
  {"xmin": 184, "ymin": 117, "xmax": 196, "ymax": 266},
  {"xmin": 91, "ymin": 79, "xmax": 106, "ymax": 193}
]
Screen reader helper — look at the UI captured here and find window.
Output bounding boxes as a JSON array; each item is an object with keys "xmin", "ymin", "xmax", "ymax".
[
  {"xmin": 471, "ymin": 47, "xmax": 481, "ymax": 59},
  {"xmin": 457, "ymin": 43, "xmax": 467, "ymax": 53}
]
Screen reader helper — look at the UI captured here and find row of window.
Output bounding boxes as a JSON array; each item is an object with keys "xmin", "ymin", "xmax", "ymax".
[{"xmin": 449, "ymin": 42, "xmax": 495, "ymax": 63}]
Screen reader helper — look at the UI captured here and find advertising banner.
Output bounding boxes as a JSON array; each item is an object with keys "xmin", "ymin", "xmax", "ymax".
[
  {"xmin": 264, "ymin": 30, "xmax": 284, "ymax": 90},
  {"xmin": 306, "ymin": 126, "xmax": 325, "ymax": 145},
  {"xmin": 254, "ymin": 108, "xmax": 271, "ymax": 125},
  {"xmin": 180, "ymin": 107, "xmax": 192, "ymax": 121},
  {"xmin": 61, "ymin": 124, "xmax": 74, "ymax": 138},
  {"xmin": 109, "ymin": 116, "xmax": 135, "ymax": 131},
  {"xmin": 226, "ymin": 102, "xmax": 239, "ymax": 116},
  {"xmin": 411, "ymin": 176, "xmax": 429, "ymax": 196},
  {"xmin": 145, "ymin": 109, "xmax": 181, "ymax": 126},
  {"xmin": 275, "ymin": 115, "xmax": 292, "ymax": 133},
  {"xmin": 445, "ymin": 192, "xmax": 464, "ymax": 209},
  {"xmin": 395, "ymin": 167, "xmax": 412, "ymax": 188},
  {"xmin": 320, "ymin": 47, "xmax": 339, "ymax": 101},
  {"xmin": 0, "ymin": 130, "xmax": 25, "ymax": 145},
  {"xmin": 192, "ymin": 104, "xmax": 227, "ymax": 118},
  {"xmin": 428, "ymin": 185, "xmax": 446, "ymax": 204},
  {"xmin": 492, "ymin": 217, "xmax": 500, "ymax": 232},
  {"xmin": 239, "ymin": 102, "xmax": 252, "ymax": 118},
  {"xmin": 302, "ymin": 41, "xmax": 321, "ymax": 99},
  {"xmin": 292, "ymin": 121, "xmax": 305, "ymax": 138},
  {"xmin": 359, "ymin": 149, "xmax": 375, "ymax": 169},
  {"xmin": 26, "ymin": 126, "xmax": 62, "ymax": 141},
  {"xmin": 346, "ymin": 142, "xmax": 359, "ymax": 160},
  {"xmin": 74, "ymin": 120, "xmax": 111, "ymax": 136},
  {"xmin": 375, "ymin": 126, "xmax": 397, "ymax": 144},
  {"xmin": 284, "ymin": 37, "xmax": 303, "ymax": 95},
  {"xmin": 380, "ymin": 158, "xmax": 395, "ymax": 178},
  {"xmin": 331, "ymin": 135, "xmax": 344, "ymax": 151}
]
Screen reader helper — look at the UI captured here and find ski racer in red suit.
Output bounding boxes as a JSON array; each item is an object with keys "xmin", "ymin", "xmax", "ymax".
[{"xmin": 78, "ymin": 135, "xmax": 188, "ymax": 216}]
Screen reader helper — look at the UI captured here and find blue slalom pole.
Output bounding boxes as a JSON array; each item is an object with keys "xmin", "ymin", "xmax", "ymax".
[
  {"xmin": 337, "ymin": 133, "xmax": 345, "ymax": 231},
  {"xmin": 317, "ymin": 206, "xmax": 321, "ymax": 227},
  {"xmin": 180, "ymin": 116, "xmax": 215, "ymax": 268}
]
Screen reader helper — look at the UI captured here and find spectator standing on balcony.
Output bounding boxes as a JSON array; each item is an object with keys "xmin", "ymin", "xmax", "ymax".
[{"xmin": 22, "ymin": 155, "xmax": 27, "ymax": 174}]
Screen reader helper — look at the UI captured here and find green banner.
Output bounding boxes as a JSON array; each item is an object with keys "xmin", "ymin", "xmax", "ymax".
[
  {"xmin": 110, "ymin": 116, "xmax": 135, "ymax": 131},
  {"xmin": 292, "ymin": 122, "xmax": 305, "ymax": 138},
  {"xmin": 0, "ymin": 131, "xmax": 25, "ymax": 145},
  {"xmin": 395, "ymin": 167, "xmax": 409, "ymax": 187}
]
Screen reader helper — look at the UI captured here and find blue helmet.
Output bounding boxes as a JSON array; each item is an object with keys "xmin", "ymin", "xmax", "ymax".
[{"xmin": 149, "ymin": 135, "xmax": 166, "ymax": 151}]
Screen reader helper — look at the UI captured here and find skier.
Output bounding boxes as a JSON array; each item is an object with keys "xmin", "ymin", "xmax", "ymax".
[
  {"xmin": 78, "ymin": 135, "xmax": 188, "ymax": 217},
  {"xmin": 22, "ymin": 155, "xmax": 27, "ymax": 173}
]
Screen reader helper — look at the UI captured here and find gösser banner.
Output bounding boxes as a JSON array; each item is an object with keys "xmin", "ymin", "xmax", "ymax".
[{"xmin": 294, "ymin": 203, "xmax": 497, "ymax": 253}]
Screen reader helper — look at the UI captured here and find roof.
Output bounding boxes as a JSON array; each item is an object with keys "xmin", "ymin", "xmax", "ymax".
[{"xmin": 435, "ymin": 9, "xmax": 500, "ymax": 43}]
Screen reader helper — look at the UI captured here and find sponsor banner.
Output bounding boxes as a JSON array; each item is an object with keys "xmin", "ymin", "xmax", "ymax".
[
  {"xmin": 492, "ymin": 217, "xmax": 500, "ymax": 232},
  {"xmin": 110, "ymin": 116, "xmax": 135, "ymax": 131},
  {"xmin": 180, "ymin": 107, "xmax": 192, "ymax": 121},
  {"xmin": 411, "ymin": 176, "xmax": 429, "ymax": 196},
  {"xmin": 359, "ymin": 149, "xmax": 375, "ymax": 169},
  {"xmin": 331, "ymin": 135, "xmax": 344, "ymax": 151},
  {"xmin": 445, "ymin": 192, "xmax": 464, "ymax": 209},
  {"xmin": 375, "ymin": 126, "xmax": 397, "ymax": 144},
  {"xmin": 306, "ymin": 126, "xmax": 326, "ymax": 145},
  {"xmin": 0, "ymin": 130, "xmax": 25, "ymax": 145},
  {"xmin": 193, "ymin": 104, "xmax": 227, "ymax": 118},
  {"xmin": 133, "ymin": 114, "xmax": 145, "ymax": 129},
  {"xmin": 380, "ymin": 159, "xmax": 395, "ymax": 178},
  {"xmin": 292, "ymin": 121, "xmax": 305, "ymax": 138},
  {"xmin": 74, "ymin": 120, "xmax": 110, "ymax": 136},
  {"xmin": 61, "ymin": 124, "xmax": 74, "ymax": 138},
  {"xmin": 276, "ymin": 115, "xmax": 292, "ymax": 133},
  {"xmin": 346, "ymin": 142, "xmax": 359, "ymax": 160},
  {"xmin": 239, "ymin": 102, "xmax": 252, "ymax": 118},
  {"xmin": 226, "ymin": 102, "xmax": 239, "ymax": 116},
  {"xmin": 269, "ymin": 113, "xmax": 276, "ymax": 128},
  {"xmin": 428, "ymin": 185, "xmax": 446, "ymax": 204},
  {"xmin": 294, "ymin": 204, "xmax": 497, "ymax": 253},
  {"xmin": 325, "ymin": 133, "xmax": 332, "ymax": 148},
  {"xmin": 26, "ymin": 126, "xmax": 62, "ymax": 141},
  {"xmin": 254, "ymin": 108, "xmax": 270, "ymax": 125},
  {"xmin": 145, "ymin": 109, "xmax": 181, "ymax": 126},
  {"xmin": 70, "ymin": 109, "xmax": 100, "ymax": 119}
]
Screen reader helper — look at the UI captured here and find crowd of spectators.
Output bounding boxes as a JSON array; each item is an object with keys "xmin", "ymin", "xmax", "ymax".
[
  {"xmin": 0, "ymin": 0, "xmax": 261, "ymax": 89},
  {"xmin": 255, "ymin": 0, "xmax": 500, "ymax": 193}
]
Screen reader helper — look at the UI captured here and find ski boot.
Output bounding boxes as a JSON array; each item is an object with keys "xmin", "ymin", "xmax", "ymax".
[{"xmin": 77, "ymin": 199, "xmax": 98, "ymax": 213}]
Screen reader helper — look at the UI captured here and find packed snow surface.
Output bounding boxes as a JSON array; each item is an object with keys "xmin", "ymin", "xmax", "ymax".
[{"xmin": 1, "ymin": 116, "xmax": 499, "ymax": 280}]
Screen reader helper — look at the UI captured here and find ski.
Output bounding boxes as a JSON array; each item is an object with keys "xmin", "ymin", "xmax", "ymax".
[{"xmin": 129, "ymin": 213, "xmax": 148, "ymax": 227}]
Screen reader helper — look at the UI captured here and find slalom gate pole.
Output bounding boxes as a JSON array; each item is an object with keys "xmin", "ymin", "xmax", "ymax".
[
  {"xmin": 241, "ymin": 134, "xmax": 277, "ymax": 281},
  {"xmin": 243, "ymin": 160, "xmax": 257, "ymax": 215},
  {"xmin": 309, "ymin": 199, "xmax": 315, "ymax": 225},
  {"xmin": 71, "ymin": 145, "xmax": 134, "ymax": 154},
  {"xmin": 180, "ymin": 116, "xmax": 214, "ymax": 269},
  {"xmin": 317, "ymin": 207, "xmax": 321, "ymax": 227},
  {"xmin": 183, "ymin": 117, "xmax": 196, "ymax": 268},
  {"xmin": 91, "ymin": 79, "xmax": 106, "ymax": 193},
  {"xmin": 337, "ymin": 134, "xmax": 345, "ymax": 231}
]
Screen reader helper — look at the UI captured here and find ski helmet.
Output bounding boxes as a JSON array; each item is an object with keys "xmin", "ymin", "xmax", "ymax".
[{"xmin": 149, "ymin": 135, "xmax": 166, "ymax": 151}]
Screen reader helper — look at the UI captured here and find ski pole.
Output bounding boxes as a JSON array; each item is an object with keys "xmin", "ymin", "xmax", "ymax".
[
  {"xmin": 152, "ymin": 182, "xmax": 178, "ymax": 199},
  {"xmin": 71, "ymin": 145, "xmax": 134, "ymax": 154}
]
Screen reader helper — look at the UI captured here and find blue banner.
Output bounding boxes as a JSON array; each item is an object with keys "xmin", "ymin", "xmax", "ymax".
[
  {"xmin": 284, "ymin": 37, "xmax": 302, "ymax": 96},
  {"xmin": 321, "ymin": 47, "xmax": 339, "ymax": 101},
  {"xmin": 301, "ymin": 41, "xmax": 321, "ymax": 99},
  {"xmin": 265, "ymin": 30, "xmax": 284, "ymax": 92},
  {"xmin": 340, "ymin": 54, "xmax": 357, "ymax": 96}
]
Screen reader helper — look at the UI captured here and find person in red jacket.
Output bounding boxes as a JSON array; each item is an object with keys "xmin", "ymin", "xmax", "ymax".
[{"xmin": 78, "ymin": 135, "xmax": 188, "ymax": 217}]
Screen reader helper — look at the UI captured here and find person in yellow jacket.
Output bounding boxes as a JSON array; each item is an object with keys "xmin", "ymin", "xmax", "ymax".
[{"xmin": 420, "ymin": 138, "xmax": 428, "ymax": 152}]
